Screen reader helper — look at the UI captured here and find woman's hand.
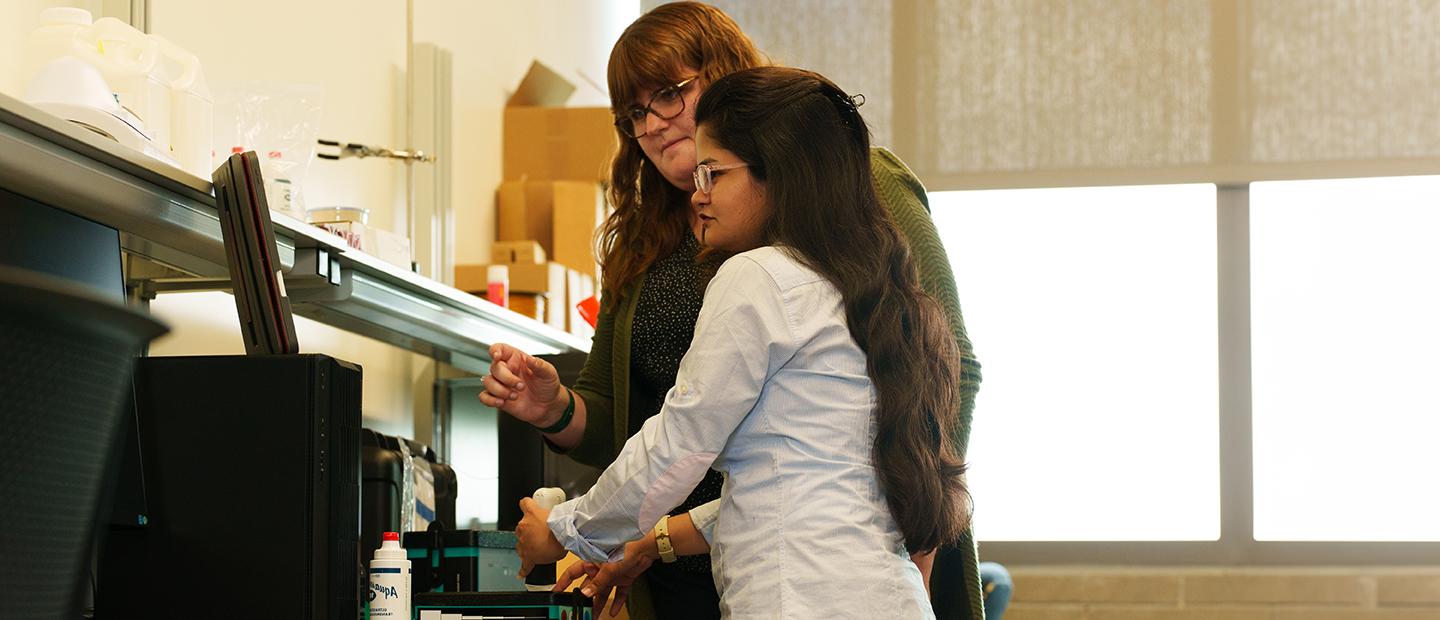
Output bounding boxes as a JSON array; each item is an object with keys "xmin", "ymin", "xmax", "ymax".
[
  {"xmin": 479, "ymin": 343, "xmax": 565, "ymax": 428},
  {"xmin": 514, "ymin": 497, "xmax": 567, "ymax": 577},
  {"xmin": 553, "ymin": 538, "xmax": 656, "ymax": 618}
]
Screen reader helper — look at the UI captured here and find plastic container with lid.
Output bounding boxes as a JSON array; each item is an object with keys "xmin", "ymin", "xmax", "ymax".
[
  {"xmin": 306, "ymin": 206, "xmax": 370, "ymax": 225},
  {"xmin": 22, "ymin": 8, "xmax": 101, "ymax": 90}
]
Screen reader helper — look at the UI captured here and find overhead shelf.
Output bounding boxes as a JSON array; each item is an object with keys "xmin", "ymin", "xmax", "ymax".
[{"xmin": 0, "ymin": 93, "xmax": 589, "ymax": 373}]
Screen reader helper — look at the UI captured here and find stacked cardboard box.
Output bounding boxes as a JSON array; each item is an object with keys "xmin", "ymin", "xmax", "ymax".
[
  {"xmin": 501, "ymin": 60, "xmax": 615, "ymax": 185},
  {"xmin": 495, "ymin": 181, "xmax": 603, "ymax": 280},
  {"xmin": 465, "ymin": 60, "xmax": 610, "ymax": 339},
  {"xmin": 454, "ymin": 241, "xmax": 568, "ymax": 332},
  {"xmin": 498, "ymin": 61, "xmax": 610, "ymax": 282}
]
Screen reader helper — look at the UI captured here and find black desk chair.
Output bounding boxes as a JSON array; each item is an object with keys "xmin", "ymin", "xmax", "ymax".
[{"xmin": 0, "ymin": 265, "xmax": 166, "ymax": 619}]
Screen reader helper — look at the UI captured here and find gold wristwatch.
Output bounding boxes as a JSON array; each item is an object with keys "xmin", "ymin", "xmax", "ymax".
[{"xmin": 654, "ymin": 515, "xmax": 677, "ymax": 563}]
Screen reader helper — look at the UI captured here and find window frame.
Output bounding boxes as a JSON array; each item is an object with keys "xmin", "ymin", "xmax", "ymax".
[{"xmin": 975, "ymin": 184, "xmax": 1440, "ymax": 566}]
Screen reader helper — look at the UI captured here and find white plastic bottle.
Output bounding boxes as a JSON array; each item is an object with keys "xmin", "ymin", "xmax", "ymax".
[
  {"xmin": 524, "ymin": 487, "xmax": 567, "ymax": 591},
  {"xmin": 21, "ymin": 7, "xmax": 97, "ymax": 91},
  {"xmin": 23, "ymin": 7, "xmax": 212, "ymax": 178},
  {"xmin": 148, "ymin": 32, "xmax": 212, "ymax": 177},
  {"xmin": 368, "ymin": 531, "xmax": 411, "ymax": 619}
]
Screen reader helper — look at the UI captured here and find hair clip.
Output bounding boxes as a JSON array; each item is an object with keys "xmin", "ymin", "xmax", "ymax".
[{"xmin": 823, "ymin": 89, "xmax": 865, "ymax": 115}]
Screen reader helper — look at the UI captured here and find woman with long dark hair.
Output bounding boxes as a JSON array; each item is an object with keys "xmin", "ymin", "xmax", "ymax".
[
  {"xmin": 482, "ymin": 4, "xmax": 984, "ymax": 618},
  {"xmin": 511, "ymin": 66, "xmax": 969, "ymax": 618}
]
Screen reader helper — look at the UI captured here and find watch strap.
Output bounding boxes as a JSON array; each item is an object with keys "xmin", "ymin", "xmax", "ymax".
[{"xmin": 654, "ymin": 515, "xmax": 677, "ymax": 563}]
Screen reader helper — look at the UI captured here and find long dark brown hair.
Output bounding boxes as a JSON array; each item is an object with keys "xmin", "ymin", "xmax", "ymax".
[
  {"xmin": 695, "ymin": 67, "xmax": 970, "ymax": 554},
  {"xmin": 601, "ymin": 2, "xmax": 767, "ymax": 298}
]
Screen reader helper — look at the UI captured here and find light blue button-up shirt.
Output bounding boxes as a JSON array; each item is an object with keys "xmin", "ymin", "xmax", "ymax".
[{"xmin": 548, "ymin": 246, "xmax": 934, "ymax": 619}]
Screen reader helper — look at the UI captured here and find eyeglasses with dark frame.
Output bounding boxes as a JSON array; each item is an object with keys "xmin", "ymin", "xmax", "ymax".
[
  {"xmin": 693, "ymin": 162, "xmax": 749, "ymax": 194},
  {"xmin": 614, "ymin": 76, "xmax": 699, "ymax": 139}
]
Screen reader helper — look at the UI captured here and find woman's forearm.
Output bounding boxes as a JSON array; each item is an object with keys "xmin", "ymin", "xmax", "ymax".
[
  {"xmin": 537, "ymin": 388, "xmax": 588, "ymax": 450},
  {"xmin": 668, "ymin": 513, "xmax": 710, "ymax": 556},
  {"xmin": 628, "ymin": 512, "xmax": 711, "ymax": 562}
]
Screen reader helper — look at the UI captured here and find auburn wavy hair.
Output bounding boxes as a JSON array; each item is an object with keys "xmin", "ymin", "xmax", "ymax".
[
  {"xmin": 695, "ymin": 67, "xmax": 971, "ymax": 554},
  {"xmin": 600, "ymin": 2, "xmax": 767, "ymax": 298}
]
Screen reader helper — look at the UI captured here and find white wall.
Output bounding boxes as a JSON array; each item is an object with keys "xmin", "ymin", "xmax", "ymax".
[{"xmin": 2, "ymin": 0, "xmax": 635, "ymax": 440}]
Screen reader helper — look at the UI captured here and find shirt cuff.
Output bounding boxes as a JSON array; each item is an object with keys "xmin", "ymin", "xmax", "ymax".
[
  {"xmin": 546, "ymin": 499, "xmax": 613, "ymax": 564},
  {"xmin": 689, "ymin": 499, "xmax": 721, "ymax": 546}
]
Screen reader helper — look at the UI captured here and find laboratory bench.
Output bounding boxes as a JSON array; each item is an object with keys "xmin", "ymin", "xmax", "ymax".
[{"xmin": 0, "ymin": 91, "xmax": 589, "ymax": 375}]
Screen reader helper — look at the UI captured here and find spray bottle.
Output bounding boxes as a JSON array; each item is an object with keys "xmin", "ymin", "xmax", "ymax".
[
  {"xmin": 368, "ymin": 531, "xmax": 410, "ymax": 619},
  {"xmin": 524, "ymin": 487, "xmax": 567, "ymax": 591}
]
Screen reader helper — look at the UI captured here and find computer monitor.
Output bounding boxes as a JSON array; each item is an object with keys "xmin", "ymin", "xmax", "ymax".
[{"xmin": 0, "ymin": 186, "xmax": 125, "ymax": 302}]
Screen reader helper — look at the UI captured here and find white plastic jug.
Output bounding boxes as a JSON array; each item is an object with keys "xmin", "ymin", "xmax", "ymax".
[
  {"xmin": 84, "ymin": 17, "xmax": 171, "ymax": 154},
  {"xmin": 149, "ymin": 33, "xmax": 212, "ymax": 177},
  {"xmin": 26, "ymin": 10, "xmax": 161, "ymax": 137},
  {"xmin": 23, "ymin": 7, "xmax": 213, "ymax": 178},
  {"xmin": 21, "ymin": 8, "xmax": 100, "ymax": 90}
]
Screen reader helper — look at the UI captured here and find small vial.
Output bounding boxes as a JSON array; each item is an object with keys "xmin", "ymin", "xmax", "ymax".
[{"xmin": 486, "ymin": 265, "xmax": 510, "ymax": 307}]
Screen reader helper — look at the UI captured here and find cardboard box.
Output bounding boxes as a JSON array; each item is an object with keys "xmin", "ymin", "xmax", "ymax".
[
  {"xmin": 320, "ymin": 221, "xmax": 412, "ymax": 270},
  {"xmin": 456, "ymin": 262, "xmax": 564, "ymax": 295},
  {"xmin": 491, "ymin": 240, "xmax": 546, "ymax": 265},
  {"xmin": 552, "ymin": 185, "xmax": 602, "ymax": 278},
  {"xmin": 509, "ymin": 293, "xmax": 545, "ymax": 323},
  {"xmin": 503, "ymin": 61, "xmax": 617, "ymax": 183},
  {"xmin": 455, "ymin": 262, "xmax": 567, "ymax": 331},
  {"xmin": 496, "ymin": 180, "xmax": 602, "ymax": 276},
  {"xmin": 504, "ymin": 107, "xmax": 615, "ymax": 182}
]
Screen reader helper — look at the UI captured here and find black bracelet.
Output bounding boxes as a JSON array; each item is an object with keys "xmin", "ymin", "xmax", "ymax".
[{"xmin": 533, "ymin": 387, "xmax": 575, "ymax": 434}]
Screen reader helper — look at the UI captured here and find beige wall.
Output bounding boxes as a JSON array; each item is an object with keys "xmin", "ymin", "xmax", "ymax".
[{"xmin": 0, "ymin": 0, "xmax": 105, "ymax": 98}]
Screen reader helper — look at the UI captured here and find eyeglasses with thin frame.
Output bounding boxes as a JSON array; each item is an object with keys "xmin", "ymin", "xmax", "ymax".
[
  {"xmin": 693, "ymin": 162, "xmax": 748, "ymax": 194},
  {"xmin": 614, "ymin": 77, "xmax": 698, "ymax": 139}
]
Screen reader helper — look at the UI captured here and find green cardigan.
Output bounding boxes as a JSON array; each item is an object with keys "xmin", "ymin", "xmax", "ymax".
[{"xmin": 566, "ymin": 147, "xmax": 985, "ymax": 620}]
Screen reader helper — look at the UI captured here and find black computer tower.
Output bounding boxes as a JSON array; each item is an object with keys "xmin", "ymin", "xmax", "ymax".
[{"xmin": 100, "ymin": 354, "xmax": 363, "ymax": 619}]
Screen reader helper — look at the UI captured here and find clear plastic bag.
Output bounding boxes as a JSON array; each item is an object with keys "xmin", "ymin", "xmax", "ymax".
[
  {"xmin": 397, "ymin": 437, "xmax": 416, "ymax": 535},
  {"xmin": 213, "ymin": 82, "xmax": 323, "ymax": 220}
]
